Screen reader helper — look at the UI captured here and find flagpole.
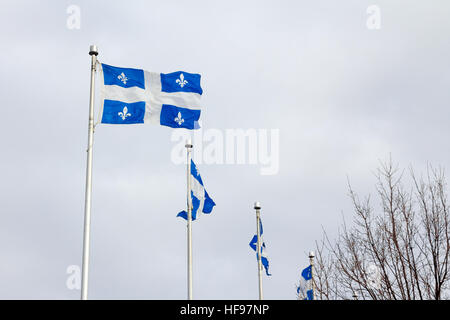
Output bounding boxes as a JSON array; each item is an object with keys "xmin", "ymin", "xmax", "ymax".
[
  {"xmin": 186, "ymin": 139, "xmax": 193, "ymax": 300},
  {"xmin": 309, "ymin": 251, "xmax": 315, "ymax": 300},
  {"xmin": 254, "ymin": 201, "xmax": 263, "ymax": 300},
  {"xmin": 81, "ymin": 44, "xmax": 98, "ymax": 300}
]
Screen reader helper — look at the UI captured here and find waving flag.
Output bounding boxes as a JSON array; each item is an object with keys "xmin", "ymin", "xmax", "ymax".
[
  {"xmin": 297, "ymin": 265, "xmax": 314, "ymax": 300},
  {"xmin": 177, "ymin": 160, "xmax": 215, "ymax": 221},
  {"xmin": 98, "ymin": 63, "xmax": 202, "ymax": 129},
  {"xmin": 249, "ymin": 219, "xmax": 271, "ymax": 276}
]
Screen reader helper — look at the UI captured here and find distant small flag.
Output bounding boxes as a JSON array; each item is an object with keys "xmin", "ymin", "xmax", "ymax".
[
  {"xmin": 177, "ymin": 160, "xmax": 215, "ymax": 221},
  {"xmin": 297, "ymin": 265, "xmax": 313, "ymax": 300},
  {"xmin": 98, "ymin": 63, "xmax": 202, "ymax": 129},
  {"xmin": 249, "ymin": 219, "xmax": 271, "ymax": 276}
]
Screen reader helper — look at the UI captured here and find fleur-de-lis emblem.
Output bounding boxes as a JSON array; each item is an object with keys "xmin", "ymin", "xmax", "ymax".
[
  {"xmin": 118, "ymin": 72, "xmax": 128, "ymax": 84},
  {"xmin": 118, "ymin": 106, "xmax": 131, "ymax": 120},
  {"xmin": 174, "ymin": 112, "xmax": 184, "ymax": 125},
  {"xmin": 175, "ymin": 73, "xmax": 188, "ymax": 88}
]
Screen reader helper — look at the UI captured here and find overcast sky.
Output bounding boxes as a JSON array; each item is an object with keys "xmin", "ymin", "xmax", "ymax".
[{"xmin": 1, "ymin": 0, "xmax": 450, "ymax": 299}]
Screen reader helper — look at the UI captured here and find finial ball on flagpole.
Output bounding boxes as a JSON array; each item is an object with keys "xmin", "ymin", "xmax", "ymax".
[
  {"xmin": 309, "ymin": 251, "xmax": 315, "ymax": 258},
  {"xmin": 185, "ymin": 138, "xmax": 193, "ymax": 149},
  {"xmin": 254, "ymin": 202, "xmax": 261, "ymax": 210},
  {"xmin": 89, "ymin": 45, "xmax": 98, "ymax": 56}
]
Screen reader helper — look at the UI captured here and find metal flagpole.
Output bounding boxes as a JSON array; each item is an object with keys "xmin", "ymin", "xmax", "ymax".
[
  {"xmin": 254, "ymin": 202, "xmax": 263, "ymax": 300},
  {"xmin": 309, "ymin": 251, "xmax": 315, "ymax": 300},
  {"xmin": 81, "ymin": 44, "xmax": 98, "ymax": 300},
  {"xmin": 185, "ymin": 139, "xmax": 193, "ymax": 300}
]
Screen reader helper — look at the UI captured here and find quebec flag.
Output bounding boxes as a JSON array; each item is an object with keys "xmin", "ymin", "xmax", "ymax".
[
  {"xmin": 177, "ymin": 160, "xmax": 215, "ymax": 221},
  {"xmin": 98, "ymin": 63, "xmax": 202, "ymax": 129},
  {"xmin": 249, "ymin": 219, "xmax": 271, "ymax": 276},
  {"xmin": 297, "ymin": 265, "xmax": 314, "ymax": 300}
]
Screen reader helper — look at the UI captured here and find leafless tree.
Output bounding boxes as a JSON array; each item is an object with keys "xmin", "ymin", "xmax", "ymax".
[{"xmin": 313, "ymin": 159, "xmax": 450, "ymax": 300}]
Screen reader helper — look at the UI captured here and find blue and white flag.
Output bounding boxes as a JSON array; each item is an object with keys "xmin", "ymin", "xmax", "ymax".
[
  {"xmin": 249, "ymin": 219, "xmax": 271, "ymax": 276},
  {"xmin": 98, "ymin": 63, "xmax": 203, "ymax": 129},
  {"xmin": 297, "ymin": 265, "xmax": 314, "ymax": 300},
  {"xmin": 177, "ymin": 160, "xmax": 215, "ymax": 221}
]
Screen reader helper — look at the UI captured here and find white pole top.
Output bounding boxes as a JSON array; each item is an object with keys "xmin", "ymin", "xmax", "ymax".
[
  {"xmin": 254, "ymin": 201, "xmax": 261, "ymax": 210},
  {"xmin": 89, "ymin": 45, "xmax": 98, "ymax": 56},
  {"xmin": 185, "ymin": 138, "xmax": 193, "ymax": 148},
  {"xmin": 309, "ymin": 251, "xmax": 315, "ymax": 258}
]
